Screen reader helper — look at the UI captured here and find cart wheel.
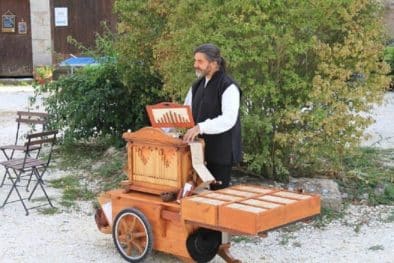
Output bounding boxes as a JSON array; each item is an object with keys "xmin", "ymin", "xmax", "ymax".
[
  {"xmin": 113, "ymin": 208, "xmax": 153, "ymax": 262},
  {"xmin": 186, "ymin": 228, "xmax": 221, "ymax": 263}
]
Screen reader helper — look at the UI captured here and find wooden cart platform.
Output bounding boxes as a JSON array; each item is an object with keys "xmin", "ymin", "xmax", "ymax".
[
  {"xmin": 97, "ymin": 184, "xmax": 320, "ymax": 261},
  {"xmin": 181, "ymin": 184, "xmax": 320, "ymax": 235}
]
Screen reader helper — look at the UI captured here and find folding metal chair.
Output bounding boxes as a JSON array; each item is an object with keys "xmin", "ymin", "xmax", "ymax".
[
  {"xmin": 0, "ymin": 111, "xmax": 48, "ymax": 189},
  {"xmin": 0, "ymin": 130, "xmax": 58, "ymax": 215}
]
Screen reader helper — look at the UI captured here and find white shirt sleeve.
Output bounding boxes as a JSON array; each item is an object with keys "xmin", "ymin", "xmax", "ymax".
[
  {"xmin": 184, "ymin": 87, "xmax": 192, "ymax": 106},
  {"xmin": 198, "ymin": 84, "xmax": 240, "ymax": 134}
]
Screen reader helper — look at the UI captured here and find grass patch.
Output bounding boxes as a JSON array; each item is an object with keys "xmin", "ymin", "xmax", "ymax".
[
  {"xmin": 0, "ymin": 80, "xmax": 32, "ymax": 86},
  {"xmin": 50, "ymin": 175, "xmax": 78, "ymax": 189},
  {"xmin": 37, "ymin": 207, "xmax": 59, "ymax": 215},
  {"xmin": 30, "ymin": 196, "xmax": 51, "ymax": 203},
  {"xmin": 48, "ymin": 137, "xmax": 126, "ymax": 208},
  {"xmin": 292, "ymin": 241, "xmax": 302, "ymax": 248},
  {"xmin": 53, "ymin": 141, "xmax": 109, "ymax": 170},
  {"xmin": 59, "ymin": 199, "xmax": 76, "ymax": 208},
  {"xmin": 95, "ymin": 156, "xmax": 125, "ymax": 191},
  {"xmin": 341, "ymin": 147, "xmax": 394, "ymax": 205},
  {"xmin": 368, "ymin": 245, "xmax": 384, "ymax": 251},
  {"xmin": 385, "ymin": 209, "xmax": 394, "ymax": 223},
  {"xmin": 50, "ymin": 175, "xmax": 95, "ymax": 207},
  {"xmin": 281, "ymin": 223, "xmax": 304, "ymax": 233},
  {"xmin": 313, "ymin": 207, "xmax": 345, "ymax": 228},
  {"xmin": 353, "ymin": 223, "xmax": 362, "ymax": 233},
  {"xmin": 232, "ymin": 236, "xmax": 251, "ymax": 243},
  {"xmin": 279, "ymin": 233, "xmax": 295, "ymax": 246}
]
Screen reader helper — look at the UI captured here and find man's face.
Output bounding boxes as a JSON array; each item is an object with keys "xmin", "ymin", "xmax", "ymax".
[{"xmin": 194, "ymin": 52, "xmax": 212, "ymax": 78}]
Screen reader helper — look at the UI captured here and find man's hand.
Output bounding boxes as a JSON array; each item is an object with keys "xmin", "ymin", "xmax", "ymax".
[{"xmin": 183, "ymin": 125, "xmax": 201, "ymax": 142}]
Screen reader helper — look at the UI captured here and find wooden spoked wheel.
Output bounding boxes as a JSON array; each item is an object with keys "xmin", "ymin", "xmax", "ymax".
[{"xmin": 113, "ymin": 208, "xmax": 153, "ymax": 262}]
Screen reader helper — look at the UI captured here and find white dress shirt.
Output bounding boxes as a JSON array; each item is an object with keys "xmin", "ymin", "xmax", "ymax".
[{"xmin": 184, "ymin": 77, "xmax": 240, "ymax": 135}]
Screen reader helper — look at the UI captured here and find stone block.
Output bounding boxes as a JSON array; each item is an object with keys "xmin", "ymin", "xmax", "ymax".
[
  {"xmin": 288, "ymin": 177, "xmax": 342, "ymax": 211},
  {"xmin": 31, "ymin": 26, "xmax": 51, "ymax": 40},
  {"xmin": 31, "ymin": 12, "xmax": 50, "ymax": 26}
]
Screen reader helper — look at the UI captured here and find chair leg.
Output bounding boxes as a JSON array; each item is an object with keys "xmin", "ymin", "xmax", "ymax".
[
  {"xmin": 0, "ymin": 149, "xmax": 10, "ymax": 188},
  {"xmin": 28, "ymin": 168, "xmax": 42, "ymax": 199},
  {"xmin": 1, "ymin": 166, "xmax": 23, "ymax": 188},
  {"xmin": 0, "ymin": 170, "xmax": 6, "ymax": 187},
  {"xmin": 1, "ymin": 170, "xmax": 14, "ymax": 207},
  {"xmin": 25, "ymin": 170, "xmax": 35, "ymax": 192},
  {"xmin": 28, "ymin": 168, "xmax": 53, "ymax": 208},
  {"xmin": 9, "ymin": 149, "xmax": 16, "ymax": 159},
  {"xmin": 1, "ymin": 169, "xmax": 29, "ymax": 215},
  {"xmin": 1, "ymin": 148, "xmax": 10, "ymax": 160},
  {"xmin": 25, "ymin": 149, "xmax": 41, "ymax": 191}
]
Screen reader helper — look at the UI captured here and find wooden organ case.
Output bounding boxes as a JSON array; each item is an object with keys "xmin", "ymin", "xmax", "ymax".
[{"xmin": 121, "ymin": 102, "xmax": 199, "ymax": 195}]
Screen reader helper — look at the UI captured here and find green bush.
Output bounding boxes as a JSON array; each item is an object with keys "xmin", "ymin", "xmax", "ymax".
[
  {"xmin": 384, "ymin": 46, "xmax": 394, "ymax": 69},
  {"xmin": 115, "ymin": 0, "xmax": 390, "ymax": 180},
  {"xmin": 32, "ymin": 22, "xmax": 164, "ymax": 146},
  {"xmin": 384, "ymin": 46, "xmax": 394, "ymax": 89},
  {"xmin": 33, "ymin": 61, "xmax": 163, "ymax": 146}
]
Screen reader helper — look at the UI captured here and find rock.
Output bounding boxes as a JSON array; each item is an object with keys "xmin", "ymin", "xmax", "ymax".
[
  {"xmin": 92, "ymin": 160, "xmax": 105, "ymax": 171},
  {"xmin": 374, "ymin": 182, "xmax": 386, "ymax": 196},
  {"xmin": 104, "ymin": 146, "xmax": 118, "ymax": 157},
  {"xmin": 288, "ymin": 177, "xmax": 342, "ymax": 211}
]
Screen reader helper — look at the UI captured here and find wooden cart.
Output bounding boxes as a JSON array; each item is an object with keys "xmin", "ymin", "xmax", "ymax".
[{"xmin": 95, "ymin": 103, "xmax": 321, "ymax": 262}]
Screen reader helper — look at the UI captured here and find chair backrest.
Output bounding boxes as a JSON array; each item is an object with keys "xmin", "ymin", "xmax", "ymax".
[
  {"xmin": 14, "ymin": 111, "xmax": 49, "ymax": 145},
  {"xmin": 23, "ymin": 130, "xmax": 58, "ymax": 168}
]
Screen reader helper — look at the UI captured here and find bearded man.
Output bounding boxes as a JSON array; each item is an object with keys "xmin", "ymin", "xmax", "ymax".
[
  {"xmin": 183, "ymin": 43, "xmax": 242, "ymax": 190},
  {"xmin": 183, "ymin": 43, "xmax": 242, "ymax": 263}
]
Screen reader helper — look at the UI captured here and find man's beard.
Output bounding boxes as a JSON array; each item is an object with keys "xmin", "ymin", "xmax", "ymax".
[
  {"xmin": 195, "ymin": 70, "xmax": 204, "ymax": 78},
  {"xmin": 195, "ymin": 65, "xmax": 210, "ymax": 79}
]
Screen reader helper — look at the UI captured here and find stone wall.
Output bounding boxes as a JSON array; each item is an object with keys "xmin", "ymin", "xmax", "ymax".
[{"xmin": 30, "ymin": 0, "xmax": 52, "ymax": 66}]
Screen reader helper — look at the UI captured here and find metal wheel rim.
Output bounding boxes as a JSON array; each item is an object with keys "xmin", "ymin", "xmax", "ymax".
[{"xmin": 114, "ymin": 212, "xmax": 150, "ymax": 261}]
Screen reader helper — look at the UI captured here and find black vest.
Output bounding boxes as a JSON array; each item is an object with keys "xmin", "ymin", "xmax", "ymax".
[{"xmin": 191, "ymin": 70, "xmax": 242, "ymax": 165}]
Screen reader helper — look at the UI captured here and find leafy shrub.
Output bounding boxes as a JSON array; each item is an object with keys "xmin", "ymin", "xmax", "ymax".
[
  {"xmin": 33, "ymin": 65, "xmax": 53, "ymax": 85},
  {"xmin": 33, "ymin": 22, "xmax": 164, "ymax": 146},
  {"xmin": 384, "ymin": 46, "xmax": 394, "ymax": 89},
  {"xmin": 33, "ymin": 60, "xmax": 163, "ymax": 146},
  {"xmin": 115, "ymin": 0, "xmax": 390, "ymax": 180}
]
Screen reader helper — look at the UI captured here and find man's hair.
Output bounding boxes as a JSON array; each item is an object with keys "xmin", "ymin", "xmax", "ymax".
[{"xmin": 194, "ymin": 43, "xmax": 226, "ymax": 72}]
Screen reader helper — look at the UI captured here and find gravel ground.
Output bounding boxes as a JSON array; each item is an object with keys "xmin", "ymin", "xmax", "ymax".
[
  {"xmin": 362, "ymin": 92, "xmax": 394, "ymax": 148},
  {"xmin": 0, "ymin": 86, "xmax": 393, "ymax": 263}
]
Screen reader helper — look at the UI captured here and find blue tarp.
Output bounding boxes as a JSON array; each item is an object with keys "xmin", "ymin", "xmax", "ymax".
[{"xmin": 59, "ymin": 57, "xmax": 97, "ymax": 67}]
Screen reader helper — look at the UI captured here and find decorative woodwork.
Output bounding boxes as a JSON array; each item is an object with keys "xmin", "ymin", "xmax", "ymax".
[{"xmin": 122, "ymin": 127, "xmax": 193, "ymax": 195}]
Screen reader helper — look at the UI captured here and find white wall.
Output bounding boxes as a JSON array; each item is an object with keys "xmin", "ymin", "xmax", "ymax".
[{"xmin": 30, "ymin": 0, "xmax": 52, "ymax": 66}]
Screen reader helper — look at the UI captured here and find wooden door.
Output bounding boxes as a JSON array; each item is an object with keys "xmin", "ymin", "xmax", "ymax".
[
  {"xmin": 51, "ymin": 0, "xmax": 116, "ymax": 60},
  {"xmin": 0, "ymin": 0, "xmax": 33, "ymax": 77}
]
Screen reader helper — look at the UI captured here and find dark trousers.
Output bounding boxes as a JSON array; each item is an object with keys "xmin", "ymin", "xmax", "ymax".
[{"xmin": 207, "ymin": 163, "xmax": 232, "ymax": 190}]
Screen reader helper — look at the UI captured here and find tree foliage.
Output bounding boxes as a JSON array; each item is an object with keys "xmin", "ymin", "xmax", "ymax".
[
  {"xmin": 115, "ymin": 0, "xmax": 390, "ymax": 179},
  {"xmin": 41, "ymin": 0, "xmax": 389, "ymax": 179}
]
